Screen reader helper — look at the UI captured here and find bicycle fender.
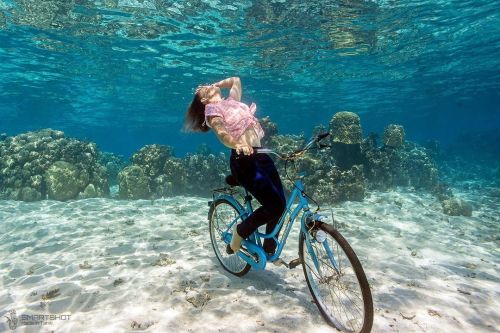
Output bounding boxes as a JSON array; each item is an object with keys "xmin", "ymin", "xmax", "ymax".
[
  {"xmin": 214, "ymin": 194, "xmax": 245, "ymax": 212},
  {"xmin": 208, "ymin": 195, "xmax": 247, "ymax": 222},
  {"xmin": 300, "ymin": 211, "xmax": 314, "ymax": 234}
]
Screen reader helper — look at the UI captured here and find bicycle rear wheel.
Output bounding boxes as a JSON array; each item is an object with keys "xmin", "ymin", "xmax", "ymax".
[
  {"xmin": 208, "ymin": 199, "xmax": 251, "ymax": 277},
  {"xmin": 299, "ymin": 222, "xmax": 373, "ymax": 333}
]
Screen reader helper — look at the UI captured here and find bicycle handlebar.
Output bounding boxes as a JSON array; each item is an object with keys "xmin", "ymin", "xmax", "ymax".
[{"xmin": 254, "ymin": 132, "xmax": 331, "ymax": 160}]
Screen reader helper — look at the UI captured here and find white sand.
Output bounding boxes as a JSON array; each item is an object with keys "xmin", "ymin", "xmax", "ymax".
[{"xmin": 0, "ymin": 188, "xmax": 498, "ymax": 333}]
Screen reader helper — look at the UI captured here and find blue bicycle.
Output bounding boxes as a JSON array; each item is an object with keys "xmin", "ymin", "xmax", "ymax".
[{"xmin": 208, "ymin": 133, "xmax": 373, "ymax": 333}]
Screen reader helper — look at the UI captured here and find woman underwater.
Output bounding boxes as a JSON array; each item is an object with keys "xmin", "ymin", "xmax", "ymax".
[{"xmin": 184, "ymin": 77, "xmax": 286, "ymax": 255}]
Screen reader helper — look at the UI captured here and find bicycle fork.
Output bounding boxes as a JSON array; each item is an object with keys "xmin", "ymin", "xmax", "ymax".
[{"xmin": 305, "ymin": 225, "xmax": 341, "ymax": 278}]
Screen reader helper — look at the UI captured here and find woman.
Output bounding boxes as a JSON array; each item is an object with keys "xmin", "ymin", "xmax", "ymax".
[{"xmin": 184, "ymin": 77, "xmax": 286, "ymax": 255}]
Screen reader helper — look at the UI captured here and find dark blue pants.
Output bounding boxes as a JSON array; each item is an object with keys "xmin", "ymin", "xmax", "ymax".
[{"xmin": 230, "ymin": 150, "xmax": 286, "ymax": 254}]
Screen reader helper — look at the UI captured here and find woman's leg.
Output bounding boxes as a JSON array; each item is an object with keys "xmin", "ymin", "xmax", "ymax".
[{"xmin": 230, "ymin": 153, "xmax": 286, "ymax": 254}]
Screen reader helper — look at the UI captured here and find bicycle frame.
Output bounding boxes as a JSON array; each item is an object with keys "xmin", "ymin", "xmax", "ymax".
[{"xmin": 212, "ymin": 172, "xmax": 318, "ymax": 271}]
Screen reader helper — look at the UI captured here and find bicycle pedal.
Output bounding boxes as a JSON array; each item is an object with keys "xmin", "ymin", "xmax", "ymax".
[
  {"xmin": 271, "ymin": 258, "xmax": 301, "ymax": 269},
  {"xmin": 288, "ymin": 258, "xmax": 301, "ymax": 269}
]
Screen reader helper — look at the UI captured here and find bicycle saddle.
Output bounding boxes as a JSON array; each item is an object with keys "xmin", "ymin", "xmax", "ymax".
[{"xmin": 225, "ymin": 175, "xmax": 240, "ymax": 187}]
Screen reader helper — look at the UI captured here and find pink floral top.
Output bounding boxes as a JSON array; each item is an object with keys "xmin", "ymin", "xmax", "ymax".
[{"xmin": 204, "ymin": 97, "xmax": 265, "ymax": 140}]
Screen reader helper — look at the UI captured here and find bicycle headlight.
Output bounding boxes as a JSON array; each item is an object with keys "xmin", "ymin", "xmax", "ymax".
[{"xmin": 314, "ymin": 230, "xmax": 327, "ymax": 243}]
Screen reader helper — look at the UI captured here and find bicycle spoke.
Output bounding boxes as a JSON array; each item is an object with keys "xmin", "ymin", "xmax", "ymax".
[
  {"xmin": 304, "ymin": 261, "xmax": 361, "ymax": 331},
  {"xmin": 301, "ymin": 226, "xmax": 371, "ymax": 333},
  {"xmin": 303, "ymin": 258, "xmax": 364, "ymax": 316},
  {"xmin": 313, "ymin": 256, "xmax": 363, "ymax": 304},
  {"xmin": 209, "ymin": 200, "xmax": 250, "ymax": 276},
  {"xmin": 329, "ymin": 286, "xmax": 360, "ymax": 332},
  {"xmin": 305, "ymin": 257, "xmax": 363, "ymax": 300}
]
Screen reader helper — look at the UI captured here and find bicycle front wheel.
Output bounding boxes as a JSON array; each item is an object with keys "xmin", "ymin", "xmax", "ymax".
[
  {"xmin": 208, "ymin": 199, "xmax": 251, "ymax": 277},
  {"xmin": 299, "ymin": 222, "xmax": 373, "ymax": 333}
]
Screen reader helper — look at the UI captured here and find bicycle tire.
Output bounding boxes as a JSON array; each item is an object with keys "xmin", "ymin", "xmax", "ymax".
[
  {"xmin": 299, "ymin": 222, "xmax": 373, "ymax": 333},
  {"xmin": 208, "ymin": 198, "xmax": 251, "ymax": 277}
]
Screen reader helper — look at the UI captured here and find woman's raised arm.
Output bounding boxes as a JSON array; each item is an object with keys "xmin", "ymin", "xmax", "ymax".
[{"xmin": 214, "ymin": 77, "xmax": 242, "ymax": 101}]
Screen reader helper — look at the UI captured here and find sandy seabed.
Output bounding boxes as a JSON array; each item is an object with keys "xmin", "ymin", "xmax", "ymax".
[{"xmin": 0, "ymin": 188, "xmax": 498, "ymax": 333}]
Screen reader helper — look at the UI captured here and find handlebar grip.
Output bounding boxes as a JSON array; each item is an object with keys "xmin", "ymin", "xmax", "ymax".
[{"xmin": 254, "ymin": 148, "xmax": 273, "ymax": 154}]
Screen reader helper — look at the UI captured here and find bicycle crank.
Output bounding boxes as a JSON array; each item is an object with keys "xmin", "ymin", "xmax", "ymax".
[{"xmin": 272, "ymin": 258, "xmax": 302, "ymax": 269}]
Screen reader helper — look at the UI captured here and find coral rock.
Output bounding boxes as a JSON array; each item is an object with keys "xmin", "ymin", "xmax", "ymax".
[
  {"xmin": 98, "ymin": 152, "xmax": 128, "ymax": 185},
  {"xmin": 118, "ymin": 165, "xmax": 151, "ymax": 199},
  {"xmin": 80, "ymin": 184, "xmax": 97, "ymax": 199},
  {"xmin": 0, "ymin": 129, "xmax": 109, "ymax": 201},
  {"xmin": 383, "ymin": 124, "xmax": 405, "ymax": 148},
  {"xmin": 260, "ymin": 116, "xmax": 278, "ymax": 147},
  {"xmin": 132, "ymin": 144, "xmax": 173, "ymax": 178},
  {"xmin": 45, "ymin": 161, "xmax": 80, "ymax": 201},
  {"xmin": 329, "ymin": 112, "xmax": 363, "ymax": 144},
  {"xmin": 441, "ymin": 198, "xmax": 473, "ymax": 217},
  {"xmin": 20, "ymin": 187, "xmax": 41, "ymax": 202}
]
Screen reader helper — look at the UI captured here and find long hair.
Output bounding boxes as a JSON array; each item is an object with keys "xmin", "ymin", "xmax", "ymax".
[{"xmin": 183, "ymin": 92, "xmax": 210, "ymax": 133}]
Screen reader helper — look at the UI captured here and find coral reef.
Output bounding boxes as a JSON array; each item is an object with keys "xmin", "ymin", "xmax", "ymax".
[
  {"xmin": 329, "ymin": 111, "xmax": 363, "ymax": 144},
  {"xmin": 310, "ymin": 164, "xmax": 366, "ymax": 203},
  {"xmin": 361, "ymin": 133, "xmax": 438, "ymax": 191},
  {"xmin": 330, "ymin": 142, "xmax": 365, "ymax": 171},
  {"xmin": 0, "ymin": 114, "xmax": 451, "ymax": 208},
  {"xmin": 118, "ymin": 165, "xmax": 151, "ymax": 199},
  {"xmin": 160, "ymin": 157, "xmax": 188, "ymax": 196},
  {"xmin": 360, "ymin": 133, "xmax": 394, "ymax": 189},
  {"xmin": 0, "ymin": 129, "xmax": 109, "ymax": 201},
  {"xmin": 429, "ymin": 147, "xmax": 497, "ymax": 217},
  {"xmin": 259, "ymin": 119, "xmax": 441, "ymax": 204},
  {"xmin": 98, "ymin": 152, "xmax": 128, "ymax": 185},
  {"xmin": 264, "ymin": 121, "xmax": 366, "ymax": 202},
  {"xmin": 260, "ymin": 116, "xmax": 278, "ymax": 147},
  {"xmin": 132, "ymin": 144, "xmax": 173, "ymax": 179},
  {"xmin": 328, "ymin": 112, "xmax": 364, "ymax": 170},
  {"xmin": 441, "ymin": 198, "xmax": 473, "ymax": 217},
  {"xmin": 127, "ymin": 144, "xmax": 176, "ymax": 196},
  {"xmin": 269, "ymin": 134, "xmax": 305, "ymax": 156},
  {"xmin": 402, "ymin": 143, "xmax": 439, "ymax": 189},
  {"xmin": 115, "ymin": 120, "xmax": 367, "ymax": 203},
  {"xmin": 45, "ymin": 161, "xmax": 81, "ymax": 201},
  {"xmin": 118, "ymin": 144, "xmax": 229, "ymax": 199},
  {"xmin": 182, "ymin": 152, "xmax": 228, "ymax": 195},
  {"xmin": 383, "ymin": 124, "xmax": 405, "ymax": 148}
]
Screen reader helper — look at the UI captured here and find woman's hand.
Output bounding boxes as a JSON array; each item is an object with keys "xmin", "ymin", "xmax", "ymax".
[{"xmin": 234, "ymin": 143, "xmax": 253, "ymax": 155}]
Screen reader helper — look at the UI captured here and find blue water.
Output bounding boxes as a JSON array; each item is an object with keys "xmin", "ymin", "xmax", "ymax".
[
  {"xmin": 1, "ymin": 3, "xmax": 500, "ymax": 331},
  {"xmin": 0, "ymin": 0, "xmax": 499, "ymax": 157}
]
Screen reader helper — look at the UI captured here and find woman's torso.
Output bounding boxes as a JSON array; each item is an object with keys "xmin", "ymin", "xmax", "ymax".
[
  {"xmin": 205, "ymin": 97, "xmax": 264, "ymax": 147},
  {"xmin": 241, "ymin": 125, "xmax": 261, "ymax": 147}
]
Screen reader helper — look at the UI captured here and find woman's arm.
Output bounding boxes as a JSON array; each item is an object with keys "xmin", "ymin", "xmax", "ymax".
[
  {"xmin": 214, "ymin": 77, "xmax": 242, "ymax": 101},
  {"xmin": 208, "ymin": 116, "xmax": 253, "ymax": 155}
]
